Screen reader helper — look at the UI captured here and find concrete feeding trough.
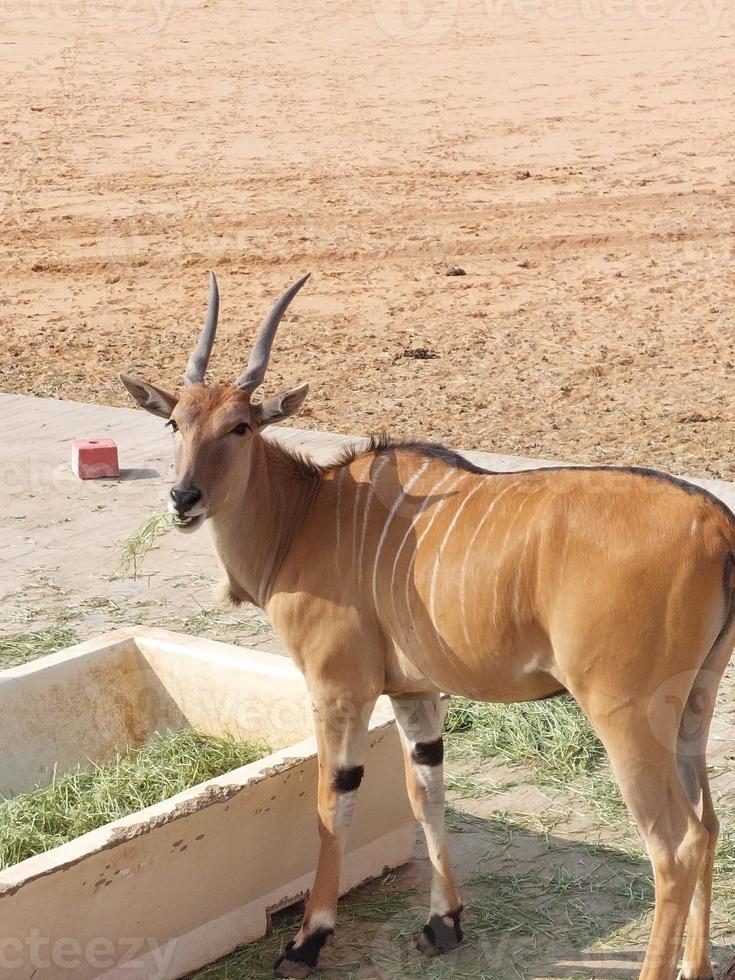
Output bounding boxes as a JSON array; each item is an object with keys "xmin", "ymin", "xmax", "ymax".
[{"xmin": 0, "ymin": 628, "xmax": 415, "ymax": 979}]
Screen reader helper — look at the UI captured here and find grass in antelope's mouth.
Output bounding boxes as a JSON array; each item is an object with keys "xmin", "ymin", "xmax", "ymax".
[
  {"xmin": 173, "ymin": 513, "xmax": 205, "ymax": 532},
  {"xmin": 113, "ymin": 511, "xmax": 174, "ymax": 579},
  {"xmin": 0, "ymin": 729, "xmax": 268, "ymax": 869}
]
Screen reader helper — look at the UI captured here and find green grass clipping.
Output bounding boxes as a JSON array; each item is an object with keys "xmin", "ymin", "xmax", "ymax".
[{"xmin": 0, "ymin": 729, "xmax": 267, "ymax": 869}]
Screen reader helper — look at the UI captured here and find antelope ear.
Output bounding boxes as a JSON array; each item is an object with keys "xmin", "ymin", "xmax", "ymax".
[
  {"xmin": 119, "ymin": 373, "xmax": 178, "ymax": 419},
  {"xmin": 252, "ymin": 382, "xmax": 309, "ymax": 428}
]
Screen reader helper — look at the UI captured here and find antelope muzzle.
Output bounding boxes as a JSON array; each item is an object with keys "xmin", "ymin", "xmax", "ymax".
[{"xmin": 169, "ymin": 484, "xmax": 205, "ymax": 531}]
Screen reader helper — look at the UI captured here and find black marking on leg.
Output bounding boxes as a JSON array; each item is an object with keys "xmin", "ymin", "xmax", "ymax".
[
  {"xmin": 331, "ymin": 765, "xmax": 364, "ymax": 793},
  {"xmin": 412, "ymin": 737, "xmax": 444, "ymax": 767},
  {"xmin": 273, "ymin": 927, "xmax": 333, "ymax": 976},
  {"xmin": 417, "ymin": 909, "xmax": 463, "ymax": 956}
]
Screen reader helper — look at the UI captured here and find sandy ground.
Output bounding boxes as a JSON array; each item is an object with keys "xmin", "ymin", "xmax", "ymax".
[{"xmin": 2, "ymin": 0, "xmax": 734, "ymax": 478}]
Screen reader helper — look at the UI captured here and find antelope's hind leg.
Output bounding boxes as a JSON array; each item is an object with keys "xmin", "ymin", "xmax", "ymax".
[
  {"xmin": 679, "ymin": 626, "xmax": 735, "ymax": 980},
  {"xmin": 679, "ymin": 749, "xmax": 718, "ymax": 980},
  {"xmin": 390, "ymin": 693, "xmax": 464, "ymax": 957},
  {"xmin": 274, "ymin": 693, "xmax": 377, "ymax": 979},
  {"xmin": 574, "ymin": 687, "xmax": 710, "ymax": 980}
]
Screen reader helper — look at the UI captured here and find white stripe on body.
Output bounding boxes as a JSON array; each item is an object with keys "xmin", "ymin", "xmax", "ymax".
[
  {"xmin": 357, "ymin": 456, "xmax": 389, "ymax": 589},
  {"xmin": 490, "ymin": 487, "xmax": 541, "ymax": 630},
  {"xmin": 458, "ymin": 482, "xmax": 516, "ymax": 651},
  {"xmin": 389, "ymin": 470, "xmax": 455, "ymax": 628},
  {"xmin": 428, "ymin": 478, "xmax": 486, "ymax": 635},
  {"xmin": 371, "ymin": 461, "xmax": 430, "ymax": 612},
  {"xmin": 403, "ymin": 472, "xmax": 461, "ymax": 644},
  {"xmin": 352, "ymin": 476, "xmax": 364, "ymax": 565},
  {"xmin": 334, "ymin": 465, "xmax": 346, "ymax": 578},
  {"xmin": 511, "ymin": 518, "xmax": 538, "ymax": 621}
]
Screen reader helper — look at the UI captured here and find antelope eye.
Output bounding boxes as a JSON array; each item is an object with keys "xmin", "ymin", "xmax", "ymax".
[
  {"xmin": 166, "ymin": 419, "xmax": 178, "ymax": 433},
  {"xmin": 230, "ymin": 422, "xmax": 250, "ymax": 436}
]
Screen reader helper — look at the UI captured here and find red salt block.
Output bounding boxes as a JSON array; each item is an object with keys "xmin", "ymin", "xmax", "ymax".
[{"xmin": 71, "ymin": 438, "xmax": 120, "ymax": 480}]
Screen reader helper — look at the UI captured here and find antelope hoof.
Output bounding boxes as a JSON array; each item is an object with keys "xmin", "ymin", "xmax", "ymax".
[
  {"xmin": 682, "ymin": 967, "xmax": 716, "ymax": 980},
  {"xmin": 273, "ymin": 928, "xmax": 333, "ymax": 979},
  {"xmin": 416, "ymin": 910, "xmax": 464, "ymax": 957},
  {"xmin": 273, "ymin": 958, "xmax": 311, "ymax": 980}
]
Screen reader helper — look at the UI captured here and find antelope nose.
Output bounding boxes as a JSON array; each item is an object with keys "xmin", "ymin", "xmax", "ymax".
[{"xmin": 170, "ymin": 486, "xmax": 202, "ymax": 514}]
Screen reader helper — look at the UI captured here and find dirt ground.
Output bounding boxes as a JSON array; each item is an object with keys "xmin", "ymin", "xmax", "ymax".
[{"xmin": 2, "ymin": 0, "xmax": 734, "ymax": 478}]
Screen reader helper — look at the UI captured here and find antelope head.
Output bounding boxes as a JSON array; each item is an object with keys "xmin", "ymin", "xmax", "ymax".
[{"xmin": 119, "ymin": 273, "xmax": 310, "ymax": 532}]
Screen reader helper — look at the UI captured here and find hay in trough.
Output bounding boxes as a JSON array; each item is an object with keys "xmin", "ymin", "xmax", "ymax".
[{"xmin": 0, "ymin": 729, "xmax": 267, "ymax": 868}]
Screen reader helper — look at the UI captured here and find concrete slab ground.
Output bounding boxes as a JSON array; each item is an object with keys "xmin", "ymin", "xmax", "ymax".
[{"xmin": 1, "ymin": 392, "xmax": 277, "ymax": 657}]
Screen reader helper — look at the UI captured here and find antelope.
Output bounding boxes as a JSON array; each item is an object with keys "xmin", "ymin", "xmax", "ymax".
[{"xmin": 120, "ymin": 272, "xmax": 734, "ymax": 980}]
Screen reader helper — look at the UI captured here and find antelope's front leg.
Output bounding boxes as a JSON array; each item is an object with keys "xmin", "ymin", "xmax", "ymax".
[
  {"xmin": 390, "ymin": 692, "xmax": 463, "ymax": 956},
  {"xmin": 274, "ymin": 693, "xmax": 377, "ymax": 979}
]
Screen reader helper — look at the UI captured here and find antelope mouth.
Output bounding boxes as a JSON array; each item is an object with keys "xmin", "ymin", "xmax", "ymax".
[{"xmin": 172, "ymin": 513, "xmax": 205, "ymax": 533}]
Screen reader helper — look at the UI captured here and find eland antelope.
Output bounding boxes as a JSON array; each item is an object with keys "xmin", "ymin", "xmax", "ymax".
[{"xmin": 120, "ymin": 273, "xmax": 734, "ymax": 980}]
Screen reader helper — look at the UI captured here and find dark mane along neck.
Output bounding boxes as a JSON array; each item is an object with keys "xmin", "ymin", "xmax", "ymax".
[
  {"xmin": 327, "ymin": 433, "xmax": 494, "ymax": 476},
  {"xmin": 262, "ymin": 436, "xmax": 327, "ymax": 483}
]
